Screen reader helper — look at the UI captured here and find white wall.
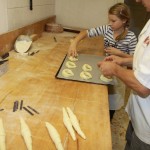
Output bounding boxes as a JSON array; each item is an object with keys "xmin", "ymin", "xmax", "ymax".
[
  {"xmin": 0, "ymin": 0, "xmax": 124, "ymax": 34},
  {"xmin": 7, "ymin": 0, "xmax": 55, "ymax": 31},
  {"xmin": 0, "ymin": 0, "xmax": 8, "ymax": 34},
  {"xmin": 0, "ymin": 0, "xmax": 55, "ymax": 34},
  {"xmin": 55, "ymin": 0, "xmax": 124, "ymax": 29}
]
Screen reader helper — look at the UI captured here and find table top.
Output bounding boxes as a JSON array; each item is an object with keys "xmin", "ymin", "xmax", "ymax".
[{"xmin": 0, "ymin": 32, "xmax": 112, "ymax": 150}]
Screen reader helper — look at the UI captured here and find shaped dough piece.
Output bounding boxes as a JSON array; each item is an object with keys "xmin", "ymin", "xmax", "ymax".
[
  {"xmin": 65, "ymin": 61, "xmax": 76, "ymax": 68},
  {"xmin": 62, "ymin": 107, "xmax": 76, "ymax": 141},
  {"xmin": 80, "ymin": 71, "xmax": 92, "ymax": 80},
  {"xmin": 62, "ymin": 69, "xmax": 74, "ymax": 78},
  {"xmin": 66, "ymin": 107, "xmax": 86, "ymax": 140},
  {"xmin": 68, "ymin": 56, "xmax": 78, "ymax": 62},
  {"xmin": 0, "ymin": 118, "xmax": 6, "ymax": 150},
  {"xmin": 82, "ymin": 64, "xmax": 92, "ymax": 72},
  {"xmin": 45, "ymin": 122, "xmax": 64, "ymax": 150},
  {"xmin": 100, "ymin": 74, "xmax": 112, "ymax": 82},
  {"xmin": 20, "ymin": 117, "xmax": 32, "ymax": 150}
]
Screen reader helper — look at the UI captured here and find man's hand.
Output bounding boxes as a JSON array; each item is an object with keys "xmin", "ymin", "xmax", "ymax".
[
  {"xmin": 104, "ymin": 55, "xmax": 124, "ymax": 65},
  {"xmin": 98, "ymin": 61, "xmax": 118, "ymax": 77}
]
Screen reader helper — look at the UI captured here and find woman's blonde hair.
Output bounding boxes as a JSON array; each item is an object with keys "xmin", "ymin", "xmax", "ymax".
[{"xmin": 109, "ymin": 3, "xmax": 131, "ymax": 41}]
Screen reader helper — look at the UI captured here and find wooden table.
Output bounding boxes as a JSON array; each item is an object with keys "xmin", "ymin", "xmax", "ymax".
[{"xmin": 0, "ymin": 32, "xmax": 112, "ymax": 150}]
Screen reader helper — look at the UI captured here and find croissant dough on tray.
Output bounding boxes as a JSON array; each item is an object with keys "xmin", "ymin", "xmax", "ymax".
[
  {"xmin": 82, "ymin": 64, "xmax": 92, "ymax": 72},
  {"xmin": 62, "ymin": 69, "xmax": 74, "ymax": 77},
  {"xmin": 0, "ymin": 118, "xmax": 6, "ymax": 150},
  {"xmin": 80, "ymin": 71, "xmax": 92, "ymax": 80},
  {"xmin": 100, "ymin": 74, "xmax": 112, "ymax": 82},
  {"xmin": 65, "ymin": 61, "xmax": 76, "ymax": 68},
  {"xmin": 68, "ymin": 56, "xmax": 78, "ymax": 62}
]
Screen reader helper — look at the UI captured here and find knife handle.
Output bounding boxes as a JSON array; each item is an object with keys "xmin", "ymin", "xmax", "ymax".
[
  {"xmin": 1, "ymin": 52, "xmax": 9, "ymax": 59},
  {"xmin": 30, "ymin": 0, "xmax": 33, "ymax": 10}
]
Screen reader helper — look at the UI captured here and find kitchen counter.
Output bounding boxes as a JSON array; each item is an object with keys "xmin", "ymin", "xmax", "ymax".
[{"xmin": 0, "ymin": 32, "xmax": 112, "ymax": 150}]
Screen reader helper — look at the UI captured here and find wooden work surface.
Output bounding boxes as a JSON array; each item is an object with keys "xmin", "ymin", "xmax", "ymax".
[{"xmin": 0, "ymin": 32, "xmax": 112, "ymax": 150}]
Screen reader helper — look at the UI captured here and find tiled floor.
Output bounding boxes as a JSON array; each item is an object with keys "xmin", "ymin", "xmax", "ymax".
[{"xmin": 111, "ymin": 87, "xmax": 131, "ymax": 150}]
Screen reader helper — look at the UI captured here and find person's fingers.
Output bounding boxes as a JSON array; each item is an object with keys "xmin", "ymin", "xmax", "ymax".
[
  {"xmin": 105, "ymin": 49, "xmax": 111, "ymax": 55},
  {"xmin": 97, "ymin": 61, "xmax": 103, "ymax": 68},
  {"xmin": 105, "ymin": 47, "xmax": 111, "ymax": 50},
  {"xmin": 105, "ymin": 57, "xmax": 113, "ymax": 61},
  {"xmin": 74, "ymin": 51, "xmax": 77, "ymax": 57},
  {"xmin": 100, "ymin": 67, "xmax": 103, "ymax": 72},
  {"xmin": 67, "ymin": 51, "xmax": 71, "ymax": 57},
  {"xmin": 97, "ymin": 63, "xmax": 100, "ymax": 67},
  {"xmin": 68, "ymin": 49, "xmax": 75, "ymax": 57},
  {"xmin": 72, "ymin": 51, "xmax": 75, "ymax": 57},
  {"xmin": 72, "ymin": 50, "xmax": 78, "ymax": 57}
]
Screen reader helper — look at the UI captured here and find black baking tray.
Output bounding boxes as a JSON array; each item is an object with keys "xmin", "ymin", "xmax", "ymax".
[{"xmin": 55, "ymin": 54, "xmax": 115, "ymax": 85}]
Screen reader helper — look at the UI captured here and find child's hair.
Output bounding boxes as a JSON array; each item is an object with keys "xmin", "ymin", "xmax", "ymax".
[
  {"xmin": 109, "ymin": 3, "xmax": 131, "ymax": 41},
  {"xmin": 109, "ymin": 3, "xmax": 130, "ymax": 27}
]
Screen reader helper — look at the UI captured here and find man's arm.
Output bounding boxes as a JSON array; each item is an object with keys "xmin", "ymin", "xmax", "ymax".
[
  {"xmin": 113, "ymin": 64, "xmax": 150, "ymax": 97},
  {"xmin": 99, "ymin": 61, "xmax": 150, "ymax": 97}
]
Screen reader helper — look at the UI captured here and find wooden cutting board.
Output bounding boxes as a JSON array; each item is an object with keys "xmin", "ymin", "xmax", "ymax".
[{"xmin": 0, "ymin": 32, "xmax": 112, "ymax": 150}]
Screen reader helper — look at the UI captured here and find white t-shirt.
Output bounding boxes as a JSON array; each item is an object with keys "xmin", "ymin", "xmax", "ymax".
[{"xmin": 126, "ymin": 19, "xmax": 150, "ymax": 144}]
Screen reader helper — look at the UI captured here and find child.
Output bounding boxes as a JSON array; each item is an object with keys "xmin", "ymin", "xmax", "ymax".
[{"xmin": 68, "ymin": 3, "xmax": 137, "ymax": 120}]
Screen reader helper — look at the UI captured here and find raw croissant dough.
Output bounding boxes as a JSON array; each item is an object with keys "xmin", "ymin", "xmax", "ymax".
[
  {"xmin": 62, "ymin": 69, "xmax": 74, "ymax": 77},
  {"xmin": 82, "ymin": 64, "xmax": 92, "ymax": 72},
  {"xmin": 45, "ymin": 122, "xmax": 64, "ymax": 150},
  {"xmin": 65, "ymin": 61, "xmax": 76, "ymax": 68},
  {"xmin": 66, "ymin": 107, "xmax": 86, "ymax": 140},
  {"xmin": 100, "ymin": 74, "xmax": 112, "ymax": 82},
  {"xmin": 20, "ymin": 117, "xmax": 32, "ymax": 150},
  {"xmin": 0, "ymin": 118, "xmax": 6, "ymax": 150},
  {"xmin": 68, "ymin": 56, "xmax": 78, "ymax": 62},
  {"xmin": 62, "ymin": 107, "xmax": 76, "ymax": 141},
  {"xmin": 80, "ymin": 71, "xmax": 92, "ymax": 80}
]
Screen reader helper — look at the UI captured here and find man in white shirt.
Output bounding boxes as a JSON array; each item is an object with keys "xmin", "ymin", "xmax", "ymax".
[{"xmin": 98, "ymin": 0, "xmax": 150, "ymax": 149}]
